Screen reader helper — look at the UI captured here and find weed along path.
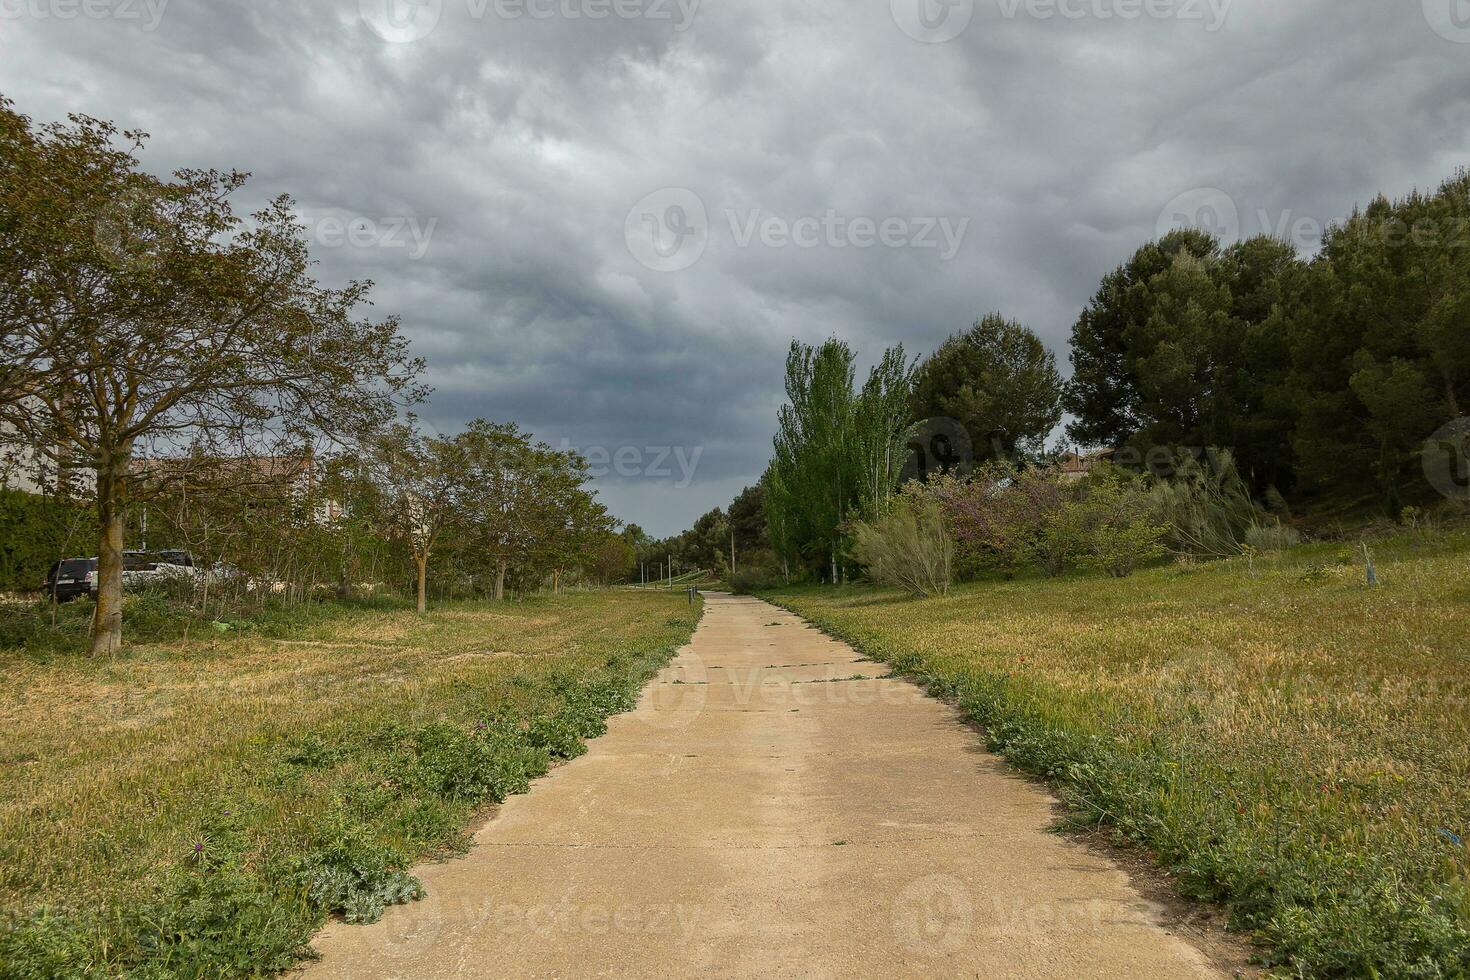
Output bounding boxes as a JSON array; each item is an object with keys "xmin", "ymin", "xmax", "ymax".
[{"xmin": 304, "ymin": 595, "xmax": 1232, "ymax": 978}]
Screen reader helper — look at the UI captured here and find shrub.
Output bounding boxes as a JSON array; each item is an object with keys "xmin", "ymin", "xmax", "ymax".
[
  {"xmin": 0, "ymin": 488, "xmax": 97, "ymax": 593},
  {"xmin": 1148, "ymin": 449, "xmax": 1262, "ymax": 558},
  {"xmin": 726, "ymin": 566, "xmax": 786, "ymax": 595},
  {"xmin": 391, "ymin": 721, "xmax": 550, "ymax": 804},
  {"xmin": 1046, "ymin": 466, "xmax": 1168, "ymax": 577},
  {"xmin": 1245, "ymin": 520, "xmax": 1303, "ymax": 553},
  {"xmin": 928, "ymin": 464, "xmax": 1071, "ymax": 577},
  {"xmin": 293, "ymin": 813, "xmax": 424, "ymax": 925},
  {"xmin": 850, "ymin": 486, "xmax": 953, "ymax": 597}
]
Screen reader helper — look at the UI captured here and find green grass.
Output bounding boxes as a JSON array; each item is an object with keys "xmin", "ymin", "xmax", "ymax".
[
  {"xmin": 765, "ymin": 531, "xmax": 1470, "ymax": 978},
  {"xmin": 0, "ymin": 590, "xmax": 699, "ymax": 978}
]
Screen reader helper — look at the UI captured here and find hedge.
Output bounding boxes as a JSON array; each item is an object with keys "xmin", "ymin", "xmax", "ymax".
[{"xmin": 0, "ymin": 488, "xmax": 96, "ymax": 592}]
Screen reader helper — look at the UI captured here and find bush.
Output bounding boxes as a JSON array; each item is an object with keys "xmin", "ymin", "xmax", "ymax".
[
  {"xmin": 928, "ymin": 464, "xmax": 1071, "ymax": 577},
  {"xmin": 850, "ymin": 487, "xmax": 952, "ymax": 597},
  {"xmin": 0, "ymin": 489, "xmax": 97, "ymax": 592},
  {"xmin": 726, "ymin": 566, "xmax": 785, "ymax": 594},
  {"xmin": 1148, "ymin": 449, "xmax": 1262, "ymax": 558},
  {"xmin": 1245, "ymin": 520, "xmax": 1303, "ymax": 553},
  {"xmin": 1045, "ymin": 466, "xmax": 1168, "ymax": 577}
]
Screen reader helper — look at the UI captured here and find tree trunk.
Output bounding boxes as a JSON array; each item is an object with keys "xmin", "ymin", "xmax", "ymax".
[
  {"xmin": 90, "ymin": 463, "xmax": 127, "ymax": 657},
  {"xmin": 495, "ymin": 559, "xmax": 507, "ymax": 601},
  {"xmin": 415, "ymin": 554, "xmax": 428, "ymax": 614}
]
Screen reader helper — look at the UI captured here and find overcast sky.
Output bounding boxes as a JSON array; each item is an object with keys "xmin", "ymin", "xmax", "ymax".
[{"xmin": 3, "ymin": 0, "xmax": 1467, "ymax": 534}]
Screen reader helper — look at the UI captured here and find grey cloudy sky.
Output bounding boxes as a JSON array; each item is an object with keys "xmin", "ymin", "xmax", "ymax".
[{"xmin": 3, "ymin": 0, "xmax": 1467, "ymax": 535}]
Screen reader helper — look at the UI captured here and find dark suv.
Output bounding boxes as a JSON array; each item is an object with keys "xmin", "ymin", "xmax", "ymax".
[{"xmin": 44, "ymin": 558, "xmax": 97, "ymax": 603}]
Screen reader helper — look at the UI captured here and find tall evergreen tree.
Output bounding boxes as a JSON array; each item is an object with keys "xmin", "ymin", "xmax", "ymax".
[{"xmin": 911, "ymin": 313, "xmax": 1063, "ymax": 463}]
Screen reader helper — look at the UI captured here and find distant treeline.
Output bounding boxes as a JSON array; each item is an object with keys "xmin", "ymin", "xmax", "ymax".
[
  {"xmin": 661, "ymin": 166, "xmax": 1469, "ymax": 583},
  {"xmin": 1067, "ymin": 168, "xmax": 1469, "ymax": 517}
]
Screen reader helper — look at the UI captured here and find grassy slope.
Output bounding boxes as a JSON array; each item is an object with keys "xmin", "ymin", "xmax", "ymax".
[
  {"xmin": 767, "ymin": 532, "xmax": 1470, "ymax": 978},
  {"xmin": 0, "ymin": 591, "xmax": 699, "ymax": 978}
]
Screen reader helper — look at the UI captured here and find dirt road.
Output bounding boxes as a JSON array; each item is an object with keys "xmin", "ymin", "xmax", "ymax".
[{"xmin": 304, "ymin": 594, "xmax": 1231, "ymax": 978}]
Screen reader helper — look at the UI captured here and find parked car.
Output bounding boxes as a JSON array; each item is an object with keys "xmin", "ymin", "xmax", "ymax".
[
  {"xmin": 119, "ymin": 550, "xmax": 199, "ymax": 589},
  {"xmin": 151, "ymin": 550, "xmax": 195, "ymax": 569},
  {"xmin": 44, "ymin": 558, "xmax": 96, "ymax": 603}
]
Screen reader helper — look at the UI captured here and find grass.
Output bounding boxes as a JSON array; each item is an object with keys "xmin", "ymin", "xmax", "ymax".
[
  {"xmin": 0, "ymin": 589, "xmax": 699, "ymax": 978},
  {"xmin": 765, "ymin": 530, "xmax": 1470, "ymax": 979}
]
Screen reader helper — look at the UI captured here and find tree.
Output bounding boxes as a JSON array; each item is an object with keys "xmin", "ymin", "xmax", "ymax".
[
  {"xmin": 351, "ymin": 423, "xmax": 467, "ymax": 614},
  {"xmin": 458, "ymin": 421, "xmax": 544, "ymax": 600},
  {"xmin": 1065, "ymin": 228, "xmax": 1218, "ymax": 449},
  {"xmin": 587, "ymin": 533, "xmax": 635, "ymax": 586},
  {"xmin": 0, "ymin": 102, "xmax": 422, "ymax": 653},
  {"xmin": 727, "ymin": 480, "xmax": 770, "ymax": 565},
  {"xmin": 910, "ymin": 313, "xmax": 1063, "ymax": 463},
  {"xmin": 1284, "ymin": 173, "xmax": 1470, "ymax": 513},
  {"xmin": 1065, "ymin": 228, "xmax": 1305, "ymax": 494},
  {"xmin": 766, "ymin": 339, "xmax": 915, "ymax": 581}
]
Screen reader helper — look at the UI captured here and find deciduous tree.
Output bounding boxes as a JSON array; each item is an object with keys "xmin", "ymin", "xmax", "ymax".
[{"xmin": 0, "ymin": 102, "xmax": 422, "ymax": 652}]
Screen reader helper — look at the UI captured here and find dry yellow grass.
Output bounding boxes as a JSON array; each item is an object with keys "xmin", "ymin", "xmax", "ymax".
[
  {"xmin": 0, "ymin": 591, "xmax": 696, "ymax": 930},
  {"xmin": 769, "ymin": 531, "xmax": 1470, "ymax": 977}
]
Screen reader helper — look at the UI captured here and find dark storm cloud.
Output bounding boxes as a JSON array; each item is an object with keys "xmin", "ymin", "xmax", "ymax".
[{"xmin": 3, "ymin": 0, "xmax": 1467, "ymax": 533}]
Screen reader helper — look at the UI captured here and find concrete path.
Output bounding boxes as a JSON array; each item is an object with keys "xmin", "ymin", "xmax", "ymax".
[{"xmin": 303, "ymin": 594, "xmax": 1228, "ymax": 979}]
